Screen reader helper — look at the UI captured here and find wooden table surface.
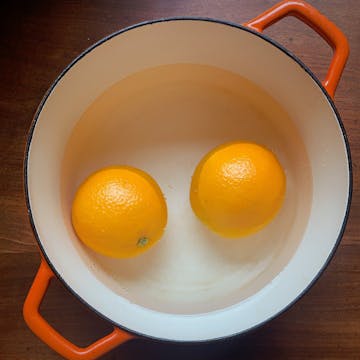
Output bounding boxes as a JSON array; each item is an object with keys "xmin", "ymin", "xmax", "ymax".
[{"xmin": 1, "ymin": 1, "xmax": 359, "ymax": 359}]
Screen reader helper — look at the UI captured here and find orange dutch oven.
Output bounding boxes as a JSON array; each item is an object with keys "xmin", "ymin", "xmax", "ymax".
[{"xmin": 23, "ymin": 1, "xmax": 351, "ymax": 359}]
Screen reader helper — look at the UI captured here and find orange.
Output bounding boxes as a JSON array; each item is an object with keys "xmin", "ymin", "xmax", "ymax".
[
  {"xmin": 72, "ymin": 166, "xmax": 167, "ymax": 258},
  {"xmin": 190, "ymin": 142, "xmax": 286, "ymax": 237}
]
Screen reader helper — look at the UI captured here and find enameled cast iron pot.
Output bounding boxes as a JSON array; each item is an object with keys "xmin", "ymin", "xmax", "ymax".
[{"xmin": 23, "ymin": 1, "xmax": 351, "ymax": 359}]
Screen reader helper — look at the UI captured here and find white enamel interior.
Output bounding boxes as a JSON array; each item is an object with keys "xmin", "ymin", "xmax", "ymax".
[{"xmin": 27, "ymin": 20, "xmax": 350, "ymax": 341}]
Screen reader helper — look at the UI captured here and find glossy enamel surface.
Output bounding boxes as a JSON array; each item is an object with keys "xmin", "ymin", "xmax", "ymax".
[{"xmin": 24, "ymin": 2, "xmax": 350, "ymax": 350}]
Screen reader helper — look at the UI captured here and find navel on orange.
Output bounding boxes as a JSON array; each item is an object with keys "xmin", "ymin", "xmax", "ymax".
[
  {"xmin": 190, "ymin": 142, "xmax": 286, "ymax": 237},
  {"xmin": 72, "ymin": 166, "xmax": 167, "ymax": 258}
]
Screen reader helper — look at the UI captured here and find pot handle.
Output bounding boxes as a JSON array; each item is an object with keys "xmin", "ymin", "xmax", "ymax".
[
  {"xmin": 23, "ymin": 260, "xmax": 134, "ymax": 360},
  {"xmin": 244, "ymin": 0, "xmax": 349, "ymax": 99}
]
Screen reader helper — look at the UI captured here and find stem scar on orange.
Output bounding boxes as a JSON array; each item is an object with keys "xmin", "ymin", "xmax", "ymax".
[
  {"xmin": 71, "ymin": 166, "xmax": 167, "ymax": 258},
  {"xmin": 190, "ymin": 142, "xmax": 286, "ymax": 238}
]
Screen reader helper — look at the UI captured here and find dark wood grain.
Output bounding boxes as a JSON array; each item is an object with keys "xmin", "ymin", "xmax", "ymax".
[{"xmin": 0, "ymin": 1, "xmax": 359, "ymax": 359}]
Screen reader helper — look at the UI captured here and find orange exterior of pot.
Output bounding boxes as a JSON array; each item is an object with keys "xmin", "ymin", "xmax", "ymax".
[
  {"xmin": 244, "ymin": 0, "xmax": 349, "ymax": 99},
  {"xmin": 23, "ymin": 259, "xmax": 135, "ymax": 360}
]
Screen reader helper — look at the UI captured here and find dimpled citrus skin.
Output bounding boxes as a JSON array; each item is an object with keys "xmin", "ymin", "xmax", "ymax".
[
  {"xmin": 72, "ymin": 166, "xmax": 167, "ymax": 258},
  {"xmin": 190, "ymin": 142, "xmax": 286, "ymax": 238}
]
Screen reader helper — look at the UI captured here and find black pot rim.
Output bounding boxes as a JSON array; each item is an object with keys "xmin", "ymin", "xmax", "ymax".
[{"xmin": 24, "ymin": 17, "xmax": 353, "ymax": 344}]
